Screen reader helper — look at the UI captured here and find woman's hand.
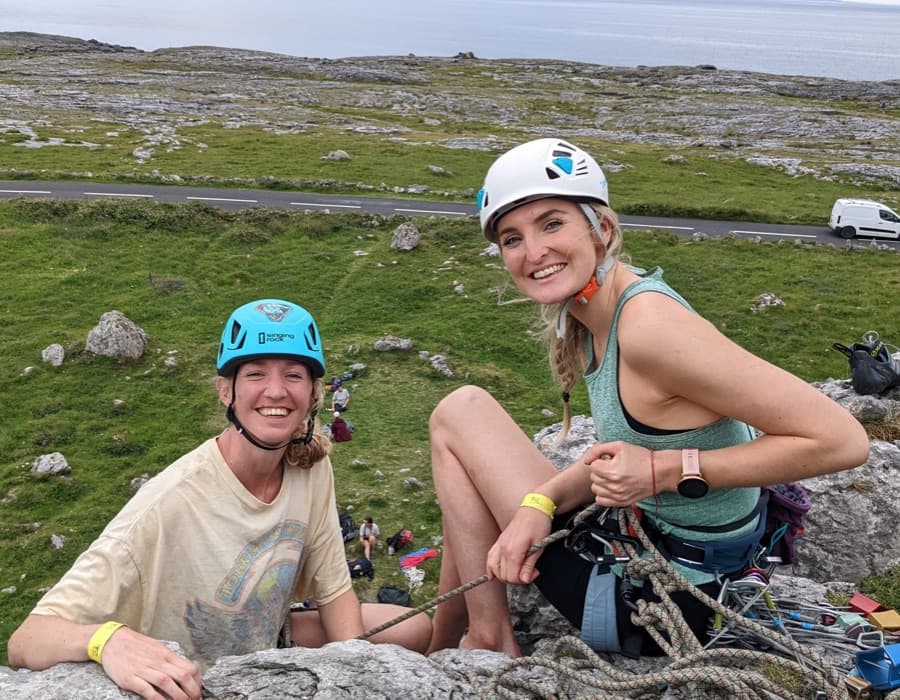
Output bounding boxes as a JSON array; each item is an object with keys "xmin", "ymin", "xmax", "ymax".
[
  {"xmin": 582, "ymin": 441, "xmax": 656, "ymax": 506},
  {"xmin": 486, "ymin": 507, "xmax": 552, "ymax": 585},
  {"xmin": 101, "ymin": 627, "xmax": 203, "ymax": 700}
]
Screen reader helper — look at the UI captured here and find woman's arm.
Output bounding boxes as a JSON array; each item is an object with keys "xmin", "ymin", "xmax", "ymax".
[
  {"xmin": 317, "ymin": 588, "xmax": 365, "ymax": 641},
  {"xmin": 8, "ymin": 613, "xmax": 94, "ymax": 670},
  {"xmin": 613, "ymin": 293, "xmax": 869, "ymax": 495},
  {"xmin": 9, "ymin": 614, "xmax": 201, "ymax": 700}
]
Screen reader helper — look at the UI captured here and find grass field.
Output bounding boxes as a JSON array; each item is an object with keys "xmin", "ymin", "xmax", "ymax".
[{"xmin": 0, "ymin": 196, "xmax": 897, "ymax": 666}]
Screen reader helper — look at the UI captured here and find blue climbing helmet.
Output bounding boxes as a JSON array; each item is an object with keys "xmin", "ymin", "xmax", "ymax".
[
  {"xmin": 217, "ymin": 299, "xmax": 325, "ymax": 378},
  {"xmin": 477, "ymin": 138, "xmax": 609, "ymax": 243}
]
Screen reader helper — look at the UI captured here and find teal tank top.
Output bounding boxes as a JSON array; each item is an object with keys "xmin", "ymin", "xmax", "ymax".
[{"xmin": 583, "ymin": 267, "xmax": 760, "ymax": 584}]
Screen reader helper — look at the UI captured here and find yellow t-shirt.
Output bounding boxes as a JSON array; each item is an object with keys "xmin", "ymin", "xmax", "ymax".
[{"xmin": 33, "ymin": 437, "xmax": 351, "ymax": 670}]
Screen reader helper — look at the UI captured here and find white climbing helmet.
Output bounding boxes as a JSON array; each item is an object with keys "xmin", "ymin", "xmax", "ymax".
[{"xmin": 477, "ymin": 138, "xmax": 609, "ymax": 242}]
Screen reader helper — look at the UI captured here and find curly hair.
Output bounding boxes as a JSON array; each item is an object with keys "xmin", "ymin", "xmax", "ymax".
[{"xmin": 283, "ymin": 379, "xmax": 333, "ymax": 468}]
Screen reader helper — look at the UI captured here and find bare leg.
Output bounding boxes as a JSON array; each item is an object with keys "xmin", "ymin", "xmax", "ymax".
[
  {"xmin": 290, "ymin": 605, "xmax": 432, "ymax": 653},
  {"xmin": 360, "ymin": 603, "xmax": 432, "ymax": 653},
  {"xmin": 426, "ymin": 386, "xmax": 558, "ymax": 656},
  {"xmin": 426, "ymin": 521, "xmax": 469, "ymax": 652}
]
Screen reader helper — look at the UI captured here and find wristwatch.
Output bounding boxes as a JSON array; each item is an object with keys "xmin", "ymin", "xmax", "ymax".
[{"xmin": 677, "ymin": 448, "xmax": 709, "ymax": 499}]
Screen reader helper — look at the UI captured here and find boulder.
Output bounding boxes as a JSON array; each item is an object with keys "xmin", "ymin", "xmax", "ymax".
[
  {"xmin": 391, "ymin": 222, "xmax": 421, "ymax": 251},
  {"xmin": 84, "ymin": 311, "xmax": 148, "ymax": 360},
  {"xmin": 41, "ymin": 343, "xmax": 64, "ymax": 367},
  {"xmin": 0, "ymin": 642, "xmax": 511, "ymax": 699},
  {"xmin": 30, "ymin": 452, "xmax": 71, "ymax": 476}
]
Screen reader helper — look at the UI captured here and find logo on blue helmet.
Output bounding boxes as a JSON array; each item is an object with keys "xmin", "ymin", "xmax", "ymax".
[{"xmin": 256, "ymin": 302, "xmax": 291, "ymax": 322}]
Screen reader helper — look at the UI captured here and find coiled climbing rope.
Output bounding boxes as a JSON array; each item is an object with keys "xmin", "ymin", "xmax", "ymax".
[{"xmin": 357, "ymin": 505, "xmax": 895, "ymax": 700}]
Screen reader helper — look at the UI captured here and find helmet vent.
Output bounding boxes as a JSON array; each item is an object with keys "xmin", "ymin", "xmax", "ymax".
[
  {"xmin": 304, "ymin": 322, "xmax": 320, "ymax": 350},
  {"xmin": 229, "ymin": 321, "xmax": 243, "ymax": 345},
  {"xmin": 545, "ymin": 167, "xmax": 560, "ymax": 180}
]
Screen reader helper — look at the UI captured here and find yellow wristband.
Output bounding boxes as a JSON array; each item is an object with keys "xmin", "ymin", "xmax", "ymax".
[
  {"xmin": 520, "ymin": 492, "xmax": 557, "ymax": 518},
  {"xmin": 87, "ymin": 621, "xmax": 126, "ymax": 664}
]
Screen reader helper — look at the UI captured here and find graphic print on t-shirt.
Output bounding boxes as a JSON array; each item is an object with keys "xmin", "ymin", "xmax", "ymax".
[{"xmin": 184, "ymin": 520, "xmax": 305, "ymax": 665}]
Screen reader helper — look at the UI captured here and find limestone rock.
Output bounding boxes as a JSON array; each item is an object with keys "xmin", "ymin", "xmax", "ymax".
[
  {"xmin": 85, "ymin": 311, "xmax": 148, "ymax": 360},
  {"xmin": 374, "ymin": 335, "xmax": 414, "ymax": 351},
  {"xmin": 40, "ymin": 343, "xmax": 64, "ymax": 367},
  {"xmin": 30, "ymin": 452, "xmax": 70, "ymax": 476},
  {"xmin": 391, "ymin": 222, "xmax": 421, "ymax": 251}
]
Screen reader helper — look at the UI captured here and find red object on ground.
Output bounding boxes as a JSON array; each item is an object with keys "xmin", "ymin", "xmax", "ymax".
[{"xmin": 850, "ymin": 592, "xmax": 885, "ymax": 614}]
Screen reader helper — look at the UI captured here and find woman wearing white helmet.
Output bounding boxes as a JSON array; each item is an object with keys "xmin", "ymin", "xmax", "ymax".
[{"xmin": 426, "ymin": 138, "xmax": 868, "ymax": 657}]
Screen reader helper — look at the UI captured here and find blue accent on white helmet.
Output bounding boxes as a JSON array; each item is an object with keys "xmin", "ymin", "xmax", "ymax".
[
  {"xmin": 477, "ymin": 138, "xmax": 609, "ymax": 242},
  {"xmin": 217, "ymin": 299, "xmax": 325, "ymax": 378},
  {"xmin": 552, "ymin": 156, "xmax": 574, "ymax": 174}
]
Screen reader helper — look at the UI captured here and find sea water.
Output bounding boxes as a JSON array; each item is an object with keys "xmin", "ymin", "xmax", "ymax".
[{"xmin": 3, "ymin": 0, "xmax": 899, "ymax": 80}]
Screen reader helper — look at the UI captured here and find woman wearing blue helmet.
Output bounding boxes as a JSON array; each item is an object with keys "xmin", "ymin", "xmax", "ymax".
[
  {"xmin": 425, "ymin": 139, "xmax": 868, "ymax": 658},
  {"xmin": 9, "ymin": 299, "xmax": 431, "ymax": 699},
  {"xmin": 217, "ymin": 298, "xmax": 328, "ymax": 454}
]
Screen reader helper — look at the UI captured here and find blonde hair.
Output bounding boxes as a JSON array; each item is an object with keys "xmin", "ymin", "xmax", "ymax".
[
  {"xmin": 539, "ymin": 202, "xmax": 626, "ymax": 439},
  {"xmin": 283, "ymin": 378, "xmax": 333, "ymax": 468}
]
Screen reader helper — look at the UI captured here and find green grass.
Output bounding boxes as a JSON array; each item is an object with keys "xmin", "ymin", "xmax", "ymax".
[{"xmin": 0, "ymin": 198, "xmax": 897, "ymax": 666}]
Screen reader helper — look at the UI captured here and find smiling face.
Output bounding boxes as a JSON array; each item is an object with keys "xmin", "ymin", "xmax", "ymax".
[
  {"xmin": 217, "ymin": 358, "xmax": 316, "ymax": 444},
  {"xmin": 495, "ymin": 197, "xmax": 603, "ymax": 305}
]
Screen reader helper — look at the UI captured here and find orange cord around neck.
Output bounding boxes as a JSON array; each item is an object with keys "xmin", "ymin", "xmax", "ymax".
[{"xmin": 573, "ymin": 274, "xmax": 600, "ymax": 305}]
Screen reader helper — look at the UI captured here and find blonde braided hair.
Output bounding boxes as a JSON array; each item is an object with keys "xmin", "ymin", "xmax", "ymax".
[{"xmin": 539, "ymin": 202, "xmax": 626, "ymax": 440}]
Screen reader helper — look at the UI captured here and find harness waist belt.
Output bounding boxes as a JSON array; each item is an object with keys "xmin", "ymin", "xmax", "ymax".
[
  {"xmin": 645, "ymin": 506, "xmax": 767, "ymax": 574},
  {"xmin": 661, "ymin": 489, "xmax": 768, "ymax": 534}
]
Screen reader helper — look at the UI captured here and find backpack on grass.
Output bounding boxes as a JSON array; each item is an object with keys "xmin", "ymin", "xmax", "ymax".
[
  {"xmin": 339, "ymin": 511, "xmax": 357, "ymax": 543},
  {"xmin": 386, "ymin": 528, "xmax": 414, "ymax": 555},
  {"xmin": 833, "ymin": 331, "xmax": 900, "ymax": 396},
  {"xmin": 377, "ymin": 584, "xmax": 411, "ymax": 607},
  {"xmin": 348, "ymin": 557, "xmax": 374, "ymax": 579}
]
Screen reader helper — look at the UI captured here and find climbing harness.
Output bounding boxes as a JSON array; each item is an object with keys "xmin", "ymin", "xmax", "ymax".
[{"xmin": 469, "ymin": 508, "xmax": 856, "ymax": 698}]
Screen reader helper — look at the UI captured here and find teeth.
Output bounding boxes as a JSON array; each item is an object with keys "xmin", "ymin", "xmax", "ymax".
[
  {"xmin": 533, "ymin": 264, "xmax": 564, "ymax": 280},
  {"xmin": 259, "ymin": 408, "xmax": 288, "ymax": 416}
]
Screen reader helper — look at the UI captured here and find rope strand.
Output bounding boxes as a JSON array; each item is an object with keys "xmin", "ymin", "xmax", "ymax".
[{"xmin": 356, "ymin": 503, "xmax": 605, "ymax": 641}]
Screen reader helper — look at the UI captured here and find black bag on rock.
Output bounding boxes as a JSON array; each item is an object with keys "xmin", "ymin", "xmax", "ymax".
[{"xmin": 833, "ymin": 331, "xmax": 900, "ymax": 396}]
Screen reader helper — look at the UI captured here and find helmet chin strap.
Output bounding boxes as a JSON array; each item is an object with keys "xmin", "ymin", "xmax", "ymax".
[
  {"xmin": 555, "ymin": 203, "xmax": 614, "ymax": 339},
  {"xmin": 226, "ymin": 376, "xmax": 316, "ymax": 451}
]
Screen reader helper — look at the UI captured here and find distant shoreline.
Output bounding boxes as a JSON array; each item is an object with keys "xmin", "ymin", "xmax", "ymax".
[{"xmin": 2, "ymin": 31, "xmax": 898, "ymax": 86}]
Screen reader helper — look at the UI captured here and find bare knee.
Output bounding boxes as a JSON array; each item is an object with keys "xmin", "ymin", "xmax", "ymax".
[{"xmin": 430, "ymin": 385, "xmax": 496, "ymax": 436}]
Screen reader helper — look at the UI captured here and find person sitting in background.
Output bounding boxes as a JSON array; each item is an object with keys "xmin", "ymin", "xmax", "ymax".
[
  {"xmin": 331, "ymin": 380, "xmax": 350, "ymax": 413},
  {"xmin": 359, "ymin": 516, "xmax": 380, "ymax": 559},
  {"xmin": 7, "ymin": 298, "xmax": 431, "ymax": 700},
  {"xmin": 330, "ymin": 412, "xmax": 352, "ymax": 442}
]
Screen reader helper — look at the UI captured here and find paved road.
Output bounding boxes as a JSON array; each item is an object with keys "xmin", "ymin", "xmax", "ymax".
[{"xmin": 2, "ymin": 181, "xmax": 897, "ymax": 249}]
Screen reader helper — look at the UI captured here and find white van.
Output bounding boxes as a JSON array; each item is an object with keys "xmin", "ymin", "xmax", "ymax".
[{"xmin": 828, "ymin": 198, "xmax": 900, "ymax": 240}]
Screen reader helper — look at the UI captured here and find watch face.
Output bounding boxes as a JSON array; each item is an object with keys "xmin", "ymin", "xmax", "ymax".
[{"xmin": 678, "ymin": 476, "xmax": 709, "ymax": 499}]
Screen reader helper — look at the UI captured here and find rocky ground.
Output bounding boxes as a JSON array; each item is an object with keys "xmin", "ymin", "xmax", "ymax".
[{"xmin": 0, "ymin": 31, "xmax": 899, "ymax": 190}]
